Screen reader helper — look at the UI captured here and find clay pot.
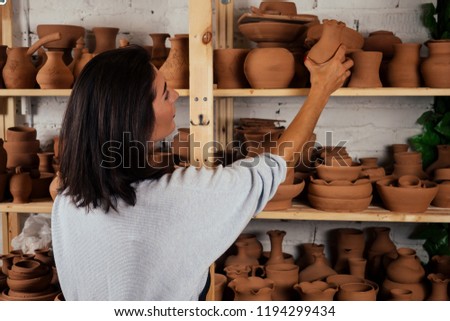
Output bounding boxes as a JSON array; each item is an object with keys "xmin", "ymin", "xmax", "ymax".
[
  {"xmin": 236, "ymin": 233, "xmax": 263, "ymax": 260},
  {"xmin": 6, "ymin": 126, "xmax": 37, "ymax": 142},
  {"xmin": 244, "ymin": 48, "xmax": 295, "ymax": 89},
  {"xmin": 298, "ymin": 252, "xmax": 337, "ymax": 282},
  {"xmin": 37, "ymin": 152, "xmax": 54, "ymax": 173},
  {"xmin": 386, "ymin": 248, "xmax": 425, "ymax": 284},
  {"xmin": 261, "ymin": 251, "xmax": 295, "ymax": 265},
  {"xmin": 4, "ymin": 140, "xmax": 40, "ymax": 154},
  {"xmin": 265, "ymin": 263, "xmax": 299, "ymax": 300},
  {"xmin": 224, "ymin": 241, "xmax": 260, "ymax": 268},
  {"xmin": 387, "ymin": 43, "xmax": 421, "ymax": 87},
  {"xmin": 348, "ymin": 51, "xmax": 382, "ymax": 88},
  {"xmin": 34, "ymin": 249, "xmax": 54, "ymax": 267},
  {"xmin": 337, "ymin": 283, "xmax": 377, "ymax": 301},
  {"xmin": 392, "ymin": 144, "xmax": 409, "ymax": 154},
  {"xmin": 307, "ymin": 19, "xmax": 345, "ymax": 64},
  {"xmin": 214, "ymin": 274, "xmax": 227, "ymax": 301},
  {"xmin": 334, "ymin": 228, "xmax": 365, "ymax": 274},
  {"xmin": 223, "ymin": 264, "xmax": 252, "ymax": 282},
  {"xmin": 294, "ymin": 281, "xmax": 338, "ymax": 301},
  {"xmin": 308, "ymin": 178, "xmax": 372, "ymax": 199},
  {"xmin": 30, "ymin": 172, "xmax": 54, "ymax": 199},
  {"xmin": 298, "ymin": 243, "xmax": 330, "ymax": 270},
  {"xmin": 421, "ymin": 40, "xmax": 450, "ymax": 88},
  {"xmin": 92, "ymin": 27, "xmax": 119, "ymax": 54},
  {"xmin": 366, "ymin": 227, "xmax": 396, "ymax": 280},
  {"xmin": 434, "ymin": 168, "xmax": 450, "ymax": 182},
  {"xmin": 149, "ymin": 33, "xmax": 170, "ymax": 69},
  {"xmin": 394, "ymin": 151, "xmax": 422, "ymax": 165},
  {"xmin": 7, "ymin": 271, "xmax": 52, "ymax": 293},
  {"xmin": 228, "ymin": 276, "xmax": 274, "ymax": 301},
  {"xmin": 392, "ymin": 163, "xmax": 428, "ymax": 179},
  {"xmin": 326, "ymin": 274, "xmax": 364, "ymax": 286},
  {"xmin": 390, "ymin": 288, "xmax": 413, "ymax": 301},
  {"xmin": 7, "ymin": 260, "xmax": 48, "ymax": 280},
  {"xmin": 430, "ymin": 255, "xmax": 450, "ymax": 277},
  {"xmin": 348, "ymin": 258, "xmax": 367, "ymax": 279},
  {"xmin": 427, "ymin": 273, "xmax": 449, "ymax": 301},
  {"xmin": 263, "ymin": 179, "xmax": 305, "ymax": 211},
  {"xmin": 36, "ymin": 51, "xmax": 74, "ymax": 89},
  {"xmin": 381, "ymin": 278, "xmax": 427, "ymax": 301},
  {"xmin": 265, "ymin": 230, "xmax": 287, "ymax": 266},
  {"xmin": 1, "ymin": 255, "xmax": 14, "ymax": 276},
  {"xmin": 397, "ymin": 175, "xmax": 421, "ymax": 188},
  {"xmin": 258, "ymin": 1, "xmax": 298, "ymax": 15},
  {"xmin": 9, "ymin": 167, "xmax": 32, "ymax": 203},
  {"xmin": 426, "ymin": 145, "xmax": 450, "ymax": 176},
  {"xmin": 432, "ymin": 181, "xmax": 450, "ymax": 208},
  {"xmin": 213, "ymin": 49, "xmax": 250, "ymax": 89},
  {"xmin": 308, "ymin": 194, "xmax": 372, "ymax": 212},
  {"xmin": 315, "ymin": 162, "xmax": 362, "ymax": 181},
  {"xmin": 159, "ymin": 36, "xmax": 189, "ymax": 89},
  {"xmin": 363, "ymin": 30, "xmax": 402, "ymax": 59}
]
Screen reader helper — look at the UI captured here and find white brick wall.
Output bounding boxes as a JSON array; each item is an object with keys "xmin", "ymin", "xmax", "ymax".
[{"xmin": 1, "ymin": 0, "xmax": 439, "ymax": 263}]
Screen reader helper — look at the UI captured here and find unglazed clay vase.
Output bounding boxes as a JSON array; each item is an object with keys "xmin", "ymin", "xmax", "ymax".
[
  {"xmin": 307, "ymin": 19, "xmax": 345, "ymax": 64},
  {"xmin": 150, "ymin": 33, "xmax": 170, "ymax": 69},
  {"xmin": 387, "ymin": 43, "xmax": 421, "ymax": 87},
  {"xmin": 36, "ymin": 51, "xmax": 74, "ymax": 89},
  {"xmin": 159, "ymin": 36, "xmax": 189, "ymax": 89},
  {"xmin": 265, "ymin": 263, "xmax": 299, "ymax": 300},
  {"xmin": 298, "ymin": 252, "xmax": 337, "ymax": 282},
  {"xmin": 386, "ymin": 248, "xmax": 425, "ymax": 284},
  {"xmin": 265, "ymin": 230, "xmax": 287, "ymax": 266},
  {"xmin": 236, "ymin": 233, "xmax": 263, "ymax": 260},
  {"xmin": 427, "ymin": 273, "xmax": 449, "ymax": 301},
  {"xmin": 9, "ymin": 167, "xmax": 32, "ymax": 203},
  {"xmin": 228, "ymin": 276, "xmax": 274, "ymax": 301},
  {"xmin": 348, "ymin": 51, "xmax": 382, "ymax": 88},
  {"xmin": 421, "ymin": 40, "xmax": 450, "ymax": 88},
  {"xmin": 2, "ymin": 47, "xmax": 37, "ymax": 89},
  {"xmin": 336, "ymin": 282, "xmax": 377, "ymax": 301},
  {"xmin": 294, "ymin": 281, "xmax": 338, "ymax": 301},
  {"xmin": 92, "ymin": 27, "xmax": 119, "ymax": 54},
  {"xmin": 224, "ymin": 241, "xmax": 260, "ymax": 268},
  {"xmin": 366, "ymin": 227, "xmax": 396, "ymax": 281},
  {"xmin": 363, "ymin": 31, "xmax": 402, "ymax": 59},
  {"xmin": 334, "ymin": 228, "xmax": 365, "ymax": 274},
  {"xmin": 426, "ymin": 145, "xmax": 450, "ymax": 176},
  {"xmin": 213, "ymin": 49, "xmax": 250, "ymax": 89},
  {"xmin": 244, "ymin": 48, "xmax": 295, "ymax": 89}
]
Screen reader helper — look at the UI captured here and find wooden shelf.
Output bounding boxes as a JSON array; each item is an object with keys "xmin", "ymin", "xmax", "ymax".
[
  {"xmin": 257, "ymin": 202, "xmax": 450, "ymax": 223},
  {"xmin": 0, "ymin": 198, "xmax": 53, "ymax": 214},
  {"xmin": 214, "ymin": 87, "xmax": 450, "ymax": 97},
  {"xmin": 0, "ymin": 89, "xmax": 190, "ymax": 97}
]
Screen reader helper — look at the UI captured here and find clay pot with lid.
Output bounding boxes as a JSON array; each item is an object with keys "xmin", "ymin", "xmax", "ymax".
[
  {"xmin": 92, "ymin": 27, "xmax": 119, "ymax": 54},
  {"xmin": 36, "ymin": 51, "xmax": 74, "ymax": 89},
  {"xmin": 348, "ymin": 51, "xmax": 382, "ymax": 88},
  {"xmin": 159, "ymin": 36, "xmax": 189, "ymax": 89},
  {"xmin": 294, "ymin": 281, "xmax": 338, "ymax": 301},
  {"xmin": 150, "ymin": 33, "xmax": 170, "ymax": 69},
  {"xmin": 387, "ymin": 43, "xmax": 421, "ymax": 87},
  {"xmin": 421, "ymin": 40, "xmax": 450, "ymax": 88},
  {"xmin": 213, "ymin": 49, "xmax": 250, "ymax": 89},
  {"xmin": 9, "ymin": 166, "xmax": 32, "ymax": 203},
  {"xmin": 228, "ymin": 276, "xmax": 274, "ymax": 301}
]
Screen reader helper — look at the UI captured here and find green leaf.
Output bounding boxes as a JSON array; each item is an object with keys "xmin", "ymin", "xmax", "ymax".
[
  {"xmin": 421, "ymin": 3, "xmax": 438, "ymax": 38},
  {"xmin": 421, "ymin": 128, "xmax": 441, "ymax": 145},
  {"xmin": 416, "ymin": 110, "xmax": 435, "ymax": 125},
  {"xmin": 435, "ymin": 112, "xmax": 450, "ymax": 138},
  {"xmin": 434, "ymin": 97, "xmax": 450, "ymax": 114}
]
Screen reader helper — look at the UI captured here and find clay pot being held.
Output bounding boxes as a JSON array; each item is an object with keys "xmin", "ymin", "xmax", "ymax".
[
  {"xmin": 9, "ymin": 166, "xmax": 32, "ymax": 203},
  {"xmin": 228, "ymin": 276, "xmax": 274, "ymax": 301},
  {"xmin": 386, "ymin": 248, "xmax": 425, "ymax": 284},
  {"xmin": 36, "ymin": 51, "xmax": 74, "ymax": 89},
  {"xmin": 421, "ymin": 40, "xmax": 450, "ymax": 88},
  {"xmin": 387, "ymin": 43, "xmax": 421, "ymax": 87},
  {"xmin": 294, "ymin": 281, "xmax": 338, "ymax": 301},
  {"xmin": 213, "ymin": 49, "xmax": 250, "ymax": 89},
  {"xmin": 306, "ymin": 19, "xmax": 345, "ymax": 64},
  {"xmin": 92, "ymin": 27, "xmax": 119, "ymax": 54},
  {"xmin": 348, "ymin": 51, "xmax": 382, "ymax": 88},
  {"xmin": 159, "ymin": 36, "xmax": 189, "ymax": 89}
]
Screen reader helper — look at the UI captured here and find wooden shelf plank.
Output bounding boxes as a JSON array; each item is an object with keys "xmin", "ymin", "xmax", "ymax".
[
  {"xmin": 0, "ymin": 199, "xmax": 53, "ymax": 214},
  {"xmin": 0, "ymin": 89, "xmax": 190, "ymax": 97},
  {"xmin": 256, "ymin": 202, "xmax": 450, "ymax": 223},
  {"xmin": 213, "ymin": 87, "xmax": 450, "ymax": 97}
]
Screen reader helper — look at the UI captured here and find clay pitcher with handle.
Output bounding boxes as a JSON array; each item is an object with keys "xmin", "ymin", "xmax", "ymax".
[{"xmin": 2, "ymin": 32, "xmax": 61, "ymax": 89}]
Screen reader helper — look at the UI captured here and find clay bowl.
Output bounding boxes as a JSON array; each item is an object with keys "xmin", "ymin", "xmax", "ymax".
[
  {"xmin": 434, "ymin": 168, "xmax": 450, "ymax": 182},
  {"xmin": 315, "ymin": 162, "xmax": 362, "ymax": 181},
  {"xmin": 263, "ymin": 179, "xmax": 305, "ymax": 211},
  {"xmin": 376, "ymin": 178, "xmax": 438, "ymax": 213},
  {"xmin": 308, "ymin": 178, "xmax": 372, "ymax": 199},
  {"xmin": 308, "ymin": 194, "xmax": 372, "ymax": 212},
  {"xmin": 258, "ymin": 1, "xmax": 298, "ymax": 15},
  {"xmin": 37, "ymin": 24, "xmax": 85, "ymax": 49},
  {"xmin": 394, "ymin": 151, "xmax": 422, "ymax": 165},
  {"xmin": 238, "ymin": 21, "xmax": 306, "ymax": 45},
  {"xmin": 432, "ymin": 181, "xmax": 450, "ymax": 208},
  {"xmin": 6, "ymin": 126, "xmax": 37, "ymax": 142},
  {"xmin": 3, "ymin": 140, "xmax": 40, "ymax": 154},
  {"xmin": 326, "ymin": 274, "xmax": 364, "ymax": 286},
  {"xmin": 1, "ymin": 288, "xmax": 60, "ymax": 301},
  {"xmin": 305, "ymin": 23, "xmax": 364, "ymax": 51},
  {"xmin": 6, "ymin": 152, "xmax": 39, "ymax": 169},
  {"xmin": 7, "ymin": 272, "xmax": 52, "ymax": 292},
  {"xmin": 30, "ymin": 172, "xmax": 54, "ymax": 199},
  {"xmin": 7, "ymin": 260, "xmax": 49, "ymax": 280}
]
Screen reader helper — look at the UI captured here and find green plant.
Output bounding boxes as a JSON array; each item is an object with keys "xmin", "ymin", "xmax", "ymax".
[
  {"xmin": 410, "ymin": 223, "xmax": 450, "ymax": 260},
  {"xmin": 421, "ymin": 0, "xmax": 450, "ymax": 40}
]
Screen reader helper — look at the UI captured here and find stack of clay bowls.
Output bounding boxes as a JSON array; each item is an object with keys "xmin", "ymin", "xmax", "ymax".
[
  {"xmin": 308, "ymin": 147, "xmax": 370, "ymax": 212},
  {"xmin": 376, "ymin": 175, "xmax": 438, "ymax": 213},
  {"xmin": 4, "ymin": 126, "xmax": 40, "ymax": 171},
  {"xmin": 392, "ymin": 151, "xmax": 428, "ymax": 179},
  {"xmin": 432, "ymin": 168, "xmax": 450, "ymax": 208}
]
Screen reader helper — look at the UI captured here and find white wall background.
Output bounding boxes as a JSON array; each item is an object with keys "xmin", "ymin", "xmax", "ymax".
[{"xmin": 1, "ymin": 0, "xmax": 438, "ymax": 263}]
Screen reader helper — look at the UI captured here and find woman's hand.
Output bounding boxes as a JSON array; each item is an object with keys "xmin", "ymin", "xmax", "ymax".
[{"xmin": 305, "ymin": 44, "xmax": 354, "ymax": 96}]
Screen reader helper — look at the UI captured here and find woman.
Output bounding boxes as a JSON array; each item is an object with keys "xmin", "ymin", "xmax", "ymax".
[{"xmin": 52, "ymin": 45, "xmax": 352, "ymax": 300}]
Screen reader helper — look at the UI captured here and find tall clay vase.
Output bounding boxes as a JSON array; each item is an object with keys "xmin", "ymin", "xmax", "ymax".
[
  {"xmin": 307, "ymin": 19, "xmax": 345, "ymax": 64},
  {"xmin": 159, "ymin": 36, "xmax": 189, "ymax": 89},
  {"xmin": 213, "ymin": 49, "xmax": 250, "ymax": 89},
  {"xmin": 421, "ymin": 40, "xmax": 450, "ymax": 88},
  {"xmin": 366, "ymin": 227, "xmax": 396, "ymax": 281},
  {"xmin": 236, "ymin": 233, "xmax": 263, "ymax": 260},
  {"xmin": 334, "ymin": 228, "xmax": 365, "ymax": 274},
  {"xmin": 93, "ymin": 27, "xmax": 119, "ymax": 54},
  {"xmin": 265, "ymin": 263, "xmax": 299, "ymax": 301},
  {"xmin": 228, "ymin": 276, "xmax": 274, "ymax": 301},
  {"xmin": 385, "ymin": 248, "xmax": 425, "ymax": 284},
  {"xmin": 2, "ymin": 47, "xmax": 37, "ymax": 89},
  {"xmin": 426, "ymin": 145, "xmax": 450, "ymax": 176},
  {"xmin": 387, "ymin": 43, "xmax": 421, "ymax": 87},
  {"xmin": 427, "ymin": 273, "xmax": 449, "ymax": 301},
  {"xmin": 9, "ymin": 167, "xmax": 32, "ymax": 204},
  {"xmin": 150, "ymin": 33, "xmax": 170, "ymax": 69},
  {"xmin": 348, "ymin": 51, "xmax": 382, "ymax": 88},
  {"xmin": 265, "ymin": 230, "xmax": 287, "ymax": 266},
  {"xmin": 36, "ymin": 51, "xmax": 74, "ymax": 89}
]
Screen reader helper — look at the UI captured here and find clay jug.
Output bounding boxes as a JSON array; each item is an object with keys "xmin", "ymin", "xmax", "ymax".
[
  {"xmin": 427, "ymin": 273, "xmax": 449, "ymax": 301},
  {"xmin": 265, "ymin": 263, "xmax": 299, "ymax": 300},
  {"xmin": 36, "ymin": 51, "xmax": 74, "ymax": 89},
  {"xmin": 426, "ymin": 145, "xmax": 450, "ymax": 176},
  {"xmin": 244, "ymin": 48, "xmax": 295, "ymax": 89},
  {"xmin": 387, "ymin": 43, "xmax": 421, "ymax": 87},
  {"xmin": 236, "ymin": 233, "xmax": 263, "ymax": 260},
  {"xmin": 150, "ymin": 33, "xmax": 170, "ymax": 69},
  {"xmin": 348, "ymin": 51, "xmax": 382, "ymax": 88},
  {"xmin": 366, "ymin": 227, "xmax": 396, "ymax": 281},
  {"xmin": 294, "ymin": 281, "xmax": 338, "ymax": 301},
  {"xmin": 386, "ymin": 248, "xmax": 425, "ymax": 284},
  {"xmin": 265, "ymin": 230, "xmax": 287, "ymax": 266},
  {"xmin": 0, "ymin": 139, "xmax": 7, "ymax": 173},
  {"xmin": 49, "ymin": 171, "xmax": 61, "ymax": 201},
  {"xmin": 159, "ymin": 36, "xmax": 189, "ymax": 89},
  {"xmin": 73, "ymin": 48, "xmax": 94, "ymax": 79},
  {"xmin": 363, "ymin": 30, "xmax": 402, "ymax": 59},
  {"xmin": 298, "ymin": 252, "xmax": 337, "ymax": 282},
  {"xmin": 213, "ymin": 48, "xmax": 250, "ymax": 89},
  {"xmin": 307, "ymin": 19, "xmax": 345, "ymax": 64},
  {"xmin": 334, "ymin": 228, "xmax": 365, "ymax": 274},
  {"xmin": 9, "ymin": 166, "xmax": 32, "ymax": 203},
  {"xmin": 93, "ymin": 27, "xmax": 119, "ymax": 54},
  {"xmin": 224, "ymin": 241, "xmax": 259, "ymax": 268},
  {"xmin": 228, "ymin": 276, "xmax": 274, "ymax": 301},
  {"xmin": 390, "ymin": 288, "xmax": 413, "ymax": 301},
  {"xmin": 421, "ymin": 40, "xmax": 450, "ymax": 88}
]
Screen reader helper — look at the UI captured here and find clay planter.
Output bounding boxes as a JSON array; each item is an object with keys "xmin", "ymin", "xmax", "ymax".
[
  {"xmin": 348, "ymin": 51, "xmax": 382, "ymax": 88},
  {"xmin": 426, "ymin": 145, "xmax": 450, "ymax": 176},
  {"xmin": 363, "ymin": 30, "xmax": 402, "ymax": 59},
  {"xmin": 263, "ymin": 179, "xmax": 305, "ymax": 211},
  {"xmin": 421, "ymin": 40, "xmax": 450, "ymax": 88},
  {"xmin": 315, "ymin": 163, "xmax": 362, "ymax": 181},
  {"xmin": 432, "ymin": 181, "xmax": 450, "ymax": 208},
  {"xmin": 308, "ymin": 178, "xmax": 372, "ymax": 199},
  {"xmin": 244, "ymin": 48, "xmax": 295, "ymax": 89},
  {"xmin": 336, "ymin": 283, "xmax": 377, "ymax": 301},
  {"xmin": 294, "ymin": 281, "xmax": 338, "ymax": 301},
  {"xmin": 238, "ymin": 21, "xmax": 306, "ymax": 48},
  {"xmin": 386, "ymin": 248, "xmax": 425, "ymax": 284},
  {"xmin": 214, "ymin": 273, "xmax": 227, "ymax": 301},
  {"xmin": 213, "ymin": 49, "xmax": 250, "ymax": 89},
  {"xmin": 308, "ymin": 194, "xmax": 372, "ymax": 212},
  {"xmin": 387, "ymin": 43, "xmax": 421, "ymax": 87},
  {"xmin": 160, "ymin": 36, "xmax": 189, "ymax": 89},
  {"xmin": 228, "ymin": 276, "xmax": 274, "ymax": 301},
  {"xmin": 390, "ymin": 288, "xmax": 413, "ymax": 301},
  {"xmin": 376, "ymin": 178, "xmax": 438, "ymax": 212},
  {"xmin": 298, "ymin": 253, "xmax": 337, "ymax": 282},
  {"xmin": 92, "ymin": 27, "xmax": 119, "ymax": 54},
  {"xmin": 427, "ymin": 273, "xmax": 449, "ymax": 301},
  {"xmin": 150, "ymin": 33, "xmax": 170, "ymax": 69},
  {"xmin": 265, "ymin": 263, "xmax": 299, "ymax": 300},
  {"xmin": 236, "ymin": 233, "xmax": 263, "ymax": 260},
  {"xmin": 36, "ymin": 51, "xmax": 74, "ymax": 89},
  {"xmin": 6, "ymin": 126, "xmax": 37, "ymax": 142}
]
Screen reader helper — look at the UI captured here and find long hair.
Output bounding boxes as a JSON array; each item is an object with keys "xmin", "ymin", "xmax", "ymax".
[{"xmin": 59, "ymin": 45, "xmax": 163, "ymax": 212}]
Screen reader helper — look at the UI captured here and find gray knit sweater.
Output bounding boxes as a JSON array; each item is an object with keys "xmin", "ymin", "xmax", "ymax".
[{"xmin": 51, "ymin": 154, "xmax": 286, "ymax": 300}]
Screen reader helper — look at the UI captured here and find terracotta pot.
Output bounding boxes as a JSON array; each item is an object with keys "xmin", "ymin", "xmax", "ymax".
[
  {"xmin": 2, "ymin": 47, "xmax": 37, "ymax": 89},
  {"xmin": 258, "ymin": 1, "xmax": 298, "ymax": 15},
  {"xmin": 238, "ymin": 21, "xmax": 306, "ymax": 48},
  {"xmin": 9, "ymin": 167, "xmax": 32, "ymax": 203},
  {"xmin": 1, "ymin": 287, "xmax": 60, "ymax": 301},
  {"xmin": 298, "ymin": 243, "xmax": 330, "ymax": 270},
  {"xmin": 392, "ymin": 163, "xmax": 428, "ymax": 179},
  {"xmin": 421, "ymin": 40, "xmax": 450, "ymax": 88},
  {"xmin": 294, "ymin": 281, "xmax": 338, "ymax": 301},
  {"xmin": 34, "ymin": 249, "xmax": 54, "ymax": 267},
  {"xmin": 308, "ymin": 194, "xmax": 372, "ymax": 212},
  {"xmin": 92, "ymin": 27, "xmax": 119, "ymax": 54},
  {"xmin": 7, "ymin": 260, "xmax": 49, "ymax": 280},
  {"xmin": 359, "ymin": 157, "xmax": 378, "ymax": 169},
  {"xmin": 434, "ymin": 168, "xmax": 450, "ymax": 182},
  {"xmin": 363, "ymin": 30, "xmax": 402, "ymax": 59},
  {"xmin": 397, "ymin": 175, "xmax": 421, "ymax": 188},
  {"xmin": 6, "ymin": 152, "xmax": 39, "ymax": 170},
  {"xmin": 37, "ymin": 152, "xmax": 54, "ymax": 173},
  {"xmin": 6, "ymin": 126, "xmax": 37, "ymax": 142},
  {"xmin": 337, "ymin": 282, "xmax": 377, "ymax": 301},
  {"xmin": 7, "ymin": 271, "xmax": 52, "ymax": 293},
  {"xmin": 348, "ymin": 51, "xmax": 382, "ymax": 88},
  {"xmin": 326, "ymin": 274, "xmax": 364, "ymax": 286},
  {"xmin": 381, "ymin": 278, "xmax": 427, "ymax": 301},
  {"xmin": 386, "ymin": 248, "xmax": 425, "ymax": 284},
  {"xmin": 334, "ymin": 228, "xmax": 365, "ymax": 273},
  {"xmin": 149, "ymin": 33, "xmax": 170, "ymax": 69},
  {"xmin": 265, "ymin": 263, "xmax": 299, "ymax": 300},
  {"xmin": 236, "ymin": 233, "xmax": 263, "ymax": 260},
  {"xmin": 394, "ymin": 151, "xmax": 422, "ymax": 165},
  {"xmin": 228, "ymin": 276, "xmax": 274, "ymax": 301},
  {"xmin": 426, "ymin": 145, "xmax": 450, "ymax": 176},
  {"xmin": 308, "ymin": 178, "xmax": 372, "ymax": 199},
  {"xmin": 390, "ymin": 288, "xmax": 413, "ymax": 301},
  {"xmin": 213, "ymin": 49, "xmax": 250, "ymax": 89},
  {"xmin": 298, "ymin": 252, "xmax": 337, "ymax": 282},
  {"xmin": 244, "ymin": 48, "xmax": 295, "ymax": 89},
  {"xmin": 366, "ymin": 227, "xmax": 396, "ymax": 281},
  {"xmin": 214, "ymin": 273, "xmax": 227, "ymax": 301},
  {"xmin": 432, "ymin": 181, "xmax": 450, "ymax": 208},
  {"xmin": 159, "ymin": 36, "xmax": 189, "ymax": 89},
  {"xmin": 315, "ymin": 162, "xmax": 362, "ymax": 181},
  {"xmin": 387, "ymin": 43, "xmax": 421, "ymax": 87},
  {"xmin": 261, "ymin": 251, "xmax": 294, "ymax": 265},
  {"xmin": 392, "ymin": 144, "xmax": 409, "ymax": 154},
  {"xmin": 36, "ymin": 51, "xmax": 74, "ymax": 89},
  {"xmin": 427, "ymin": 273, "xmax": 449, "ymax": 301}
]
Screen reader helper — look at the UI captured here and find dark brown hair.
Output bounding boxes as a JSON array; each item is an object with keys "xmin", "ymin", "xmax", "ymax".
[{"xmin": 59, "ymin": 45, "xmax": 163, "ymax": 212}]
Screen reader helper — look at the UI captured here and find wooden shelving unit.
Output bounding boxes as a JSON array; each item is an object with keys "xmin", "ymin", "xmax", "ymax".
[{"xmin": 0, "ymin": 89, "xmax": 190, "ymax": 97}]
